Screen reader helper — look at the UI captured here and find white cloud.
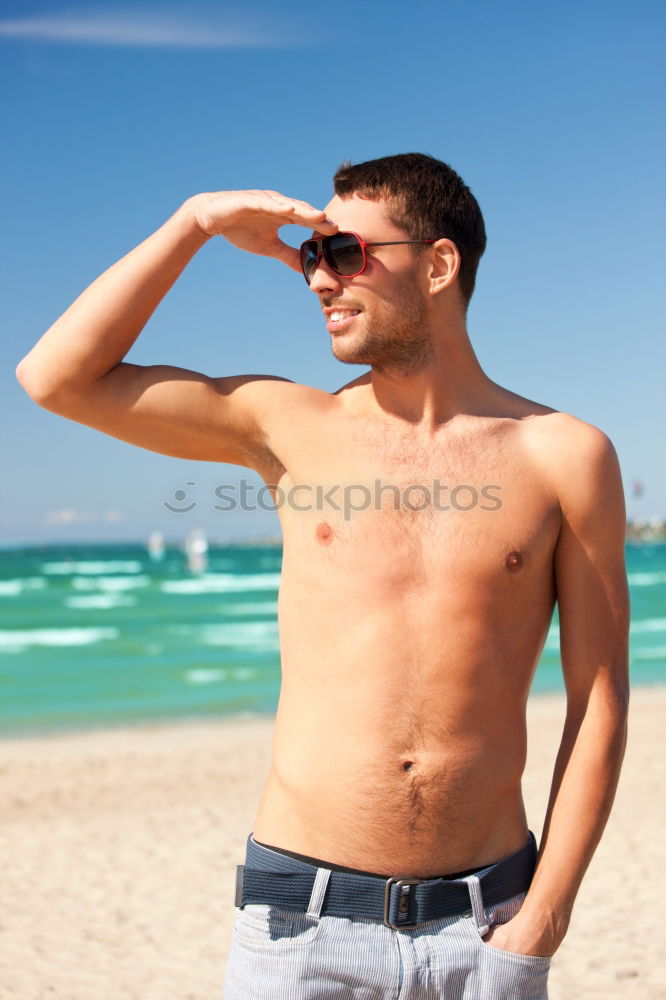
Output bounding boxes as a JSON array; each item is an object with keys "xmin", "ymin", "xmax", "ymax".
[
  {"xmin": 44, "ymin": 509, "xmax": 96, "ymax": 524},
  {"xmin": 44, "ymin": 508, "xmax": 126, "ymax": 524},
  {"xmin": 0, "ymin": 7, "xmax": 282, "ymax": 49},
  {"xmin": 103, "ymin": 509, "xmax": 125, "ymax": 523}
]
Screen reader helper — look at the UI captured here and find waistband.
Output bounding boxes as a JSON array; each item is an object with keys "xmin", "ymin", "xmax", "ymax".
[
  {"xmin": 235, "ymin": 831, "xmax": 537, "ymax": 931},
  {"xmin": 248, "ymin": 835, "xmax": 489, "ymax": 880}
]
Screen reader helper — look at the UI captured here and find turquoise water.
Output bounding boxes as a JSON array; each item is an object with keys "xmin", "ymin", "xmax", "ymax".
[{"xmin": 0, "ymin": 541, "xmax": 664, "ymax": 738}]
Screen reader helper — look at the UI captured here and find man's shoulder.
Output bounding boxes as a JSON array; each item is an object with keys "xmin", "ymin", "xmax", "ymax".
[
  {"xmin": 522, "ymin": 408, "xmax": 616, "ymax": 459},
  {"xmin": 484, "ymin": 387, "xmax": 614, "ymax": 459},
  {"xmin": 215, "ymin": 374, "xmax": 340, "ymax": 411},
  {"xmin": 523, "ymin": 409, "xmax": 621, "ymax": 516}
]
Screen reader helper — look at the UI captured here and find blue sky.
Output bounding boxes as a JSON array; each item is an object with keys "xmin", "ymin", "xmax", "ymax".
[{"xmin": 2, "ymin": 0, "xmax": 664, "ymax": 546}]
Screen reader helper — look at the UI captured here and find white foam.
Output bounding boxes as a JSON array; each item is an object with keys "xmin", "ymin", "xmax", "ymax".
[
  {"xmin": 630, "ymin": 617, "xmax": 666, "ymax": 634},
  {"xmin": 233, "ymin": 667, "xmax": 257, "ymax": 680},
  {"xmin": 71, "ymin": 575, "xmax": 150, "ymax": 592},
  {"xmin": 169, "ymin": 620, "xmax": 278, "ymax": 650},
  {"xmin": 631, "ymin": 646, "xmax": 666, "ymax": 660},
  {"xmin": 184, "ymin": 666, "xmax": 258, "ymax": 685},
  {"xmin": 161, "ymin": 572, "xmax": 281, "ymax": 595},
  {"xmin": 42, "ymin": 560, "xmax": 144, "ymax": 575},
  {"xmin": 0, "ymin": 626, "xmax": 119, "ymax": 653},
  {"xmin": 0, "ymin": 577, "xmax": 47, "ymax": 597},
  {"xmin": 185, "ymin": 668, "xmax": 226, "ymax": 684},
  {"xmin": 627, "ymin": 571, "xmax": 666, "ymax": 586},
  {"xmin": 258, "ymin": 556, "xmax": 283, "ymax": 569},
  {"xmin": 64, "ymin": 594, "xmax": 137, "ymax": 609}
]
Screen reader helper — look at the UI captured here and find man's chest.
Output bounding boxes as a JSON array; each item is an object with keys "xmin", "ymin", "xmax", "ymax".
[{"xmin": 262, "ymin": 415, "xmax": 561, "ymax": 592}]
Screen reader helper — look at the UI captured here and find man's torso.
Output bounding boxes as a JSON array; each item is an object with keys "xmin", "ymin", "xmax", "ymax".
[{"xmin": 249, "ymin": 377, "xmax": 562, "ymax": 877}]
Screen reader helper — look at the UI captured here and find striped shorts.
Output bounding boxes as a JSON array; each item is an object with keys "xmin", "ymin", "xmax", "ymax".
[{"xmin": 223, "ymin": 835, "xmax": 551, "ymax": 999}]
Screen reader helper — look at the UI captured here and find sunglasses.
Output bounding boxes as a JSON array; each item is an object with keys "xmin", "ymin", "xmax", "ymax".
[{"xmin": 299, "ymin": 231, "xmax": 438, "ymax": 285}]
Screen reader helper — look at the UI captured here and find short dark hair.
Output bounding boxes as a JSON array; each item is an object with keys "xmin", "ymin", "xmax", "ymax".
[{"xmin": 333, "ymin": 152, "xmax": 487, "ymax": 312}]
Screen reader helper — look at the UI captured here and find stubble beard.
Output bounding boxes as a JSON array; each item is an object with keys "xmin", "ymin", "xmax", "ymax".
[{"xmin": 330, "ymin": 275, "xmax": 434, "ymax": 377}]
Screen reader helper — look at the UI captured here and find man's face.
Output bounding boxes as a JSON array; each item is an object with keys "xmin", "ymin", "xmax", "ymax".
[{"xmin": 308, "ymin": 194, "xmax": 434, "ymax": 375}]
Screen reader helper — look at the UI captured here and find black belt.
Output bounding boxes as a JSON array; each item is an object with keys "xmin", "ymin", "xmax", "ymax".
[{"xmin": 235, "ymin": 831, "xmax": 536, "ymax": 930}]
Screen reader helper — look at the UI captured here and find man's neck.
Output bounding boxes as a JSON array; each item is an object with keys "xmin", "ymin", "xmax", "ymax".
[{"xmin": 367, "ymin": 330, "xmax": 499, "ymax": 429}]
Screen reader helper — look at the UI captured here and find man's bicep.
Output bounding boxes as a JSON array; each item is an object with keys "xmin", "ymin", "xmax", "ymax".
[
  {"xmin": 39, "ymin": 362, "xmax": 292, "ymax": 467},
  {"xmin": 553, "ymin": 425, "xmax": 630, "ymax": 705}
]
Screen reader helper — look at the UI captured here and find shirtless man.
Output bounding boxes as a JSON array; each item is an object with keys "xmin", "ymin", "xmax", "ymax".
[{"xmin": 16, "ymin": 153, "xmax": 630, "ymax": 999}]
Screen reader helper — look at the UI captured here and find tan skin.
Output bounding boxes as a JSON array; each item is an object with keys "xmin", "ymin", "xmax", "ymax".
[{"xmin": 16, "ymin": 188, "xmax": 630, "ymax": 960}]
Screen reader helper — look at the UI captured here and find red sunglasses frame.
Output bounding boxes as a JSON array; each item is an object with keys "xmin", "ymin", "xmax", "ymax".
[{"xmin": 299, "ymin": 231, "xmax": 438, "ymax": 285}]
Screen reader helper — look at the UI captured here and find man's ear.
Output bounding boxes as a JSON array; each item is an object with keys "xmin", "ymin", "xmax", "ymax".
[{"xmin": 427, "ymin": 238, "xmax": 460, "ymax": 296}]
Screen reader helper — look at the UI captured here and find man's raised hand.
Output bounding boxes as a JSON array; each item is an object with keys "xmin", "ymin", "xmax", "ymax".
[{"xmin": 188, "ymin": 190, "xmax": 338, "ymax": 272}]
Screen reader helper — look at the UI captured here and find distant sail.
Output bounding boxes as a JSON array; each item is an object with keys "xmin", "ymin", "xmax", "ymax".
[
  {"xmin": 185, "ymin": 525, "xmax": 208, "ymax": 574},
  {"xmin": 147, "ymin": 530, "xmax": 165, "ymax": 562}
]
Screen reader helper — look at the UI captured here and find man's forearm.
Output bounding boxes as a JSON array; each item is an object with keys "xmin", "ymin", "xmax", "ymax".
[
  {"xmin": 16, "ymin": 197, "xmax": 210, "ymax": 400},
  {"xmin": 517, "ymin": 678, "xmax": 628, "ymax": 951}
]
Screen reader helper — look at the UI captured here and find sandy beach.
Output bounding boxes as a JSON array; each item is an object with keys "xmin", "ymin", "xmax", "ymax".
[{"xmin": 0, "ymin": 687, "xmax": 664, "ymax": 1000}]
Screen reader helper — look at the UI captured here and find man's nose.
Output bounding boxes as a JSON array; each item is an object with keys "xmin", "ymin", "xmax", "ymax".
[{"xmin": 308, "ymin": 255, "xmax": 344, "ymax": 294}]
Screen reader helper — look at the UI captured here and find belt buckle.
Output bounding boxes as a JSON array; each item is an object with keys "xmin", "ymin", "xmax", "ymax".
[{"xmin": 383, "ymin": 877, "xmax": 424, "ymax": 929}]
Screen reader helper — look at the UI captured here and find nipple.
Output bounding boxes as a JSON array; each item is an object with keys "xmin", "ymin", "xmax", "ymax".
[
  {"xmin": 315, "ymin": 522, "xmax": 334, "ymax": 545},
  {"xmin": 505, "ymin": 549, "xmax": 524, "ymax": 572}
]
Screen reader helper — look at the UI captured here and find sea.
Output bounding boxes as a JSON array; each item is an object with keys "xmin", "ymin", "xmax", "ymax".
[{"xmin": 1, "ymin": 541, "xmax": 664, "ymax": 739}]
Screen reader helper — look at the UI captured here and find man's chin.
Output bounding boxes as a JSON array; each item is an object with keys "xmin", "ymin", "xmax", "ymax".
[{"xmin": 330, "ymin": 342, "xmax": 371, "ymax": 365}]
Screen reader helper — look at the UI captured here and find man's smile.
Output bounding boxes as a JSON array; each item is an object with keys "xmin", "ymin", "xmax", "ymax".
[{"xmin": 322, "ymin": 304, "xmax": 363, "ymax": 333}]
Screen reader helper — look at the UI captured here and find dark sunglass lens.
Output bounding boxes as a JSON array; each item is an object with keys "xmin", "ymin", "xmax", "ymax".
[
  {"xmin": 300, "ymin": 242, "xmax": 319, "ymax": 284},
  {"xmin": 327, "ymin": 234, "xmax": 364, "ymax": 275}
]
